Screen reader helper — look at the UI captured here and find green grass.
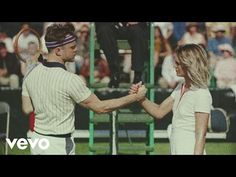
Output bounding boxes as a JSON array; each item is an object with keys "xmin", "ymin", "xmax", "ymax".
[
  {"xmin": 2, "ymin": 141, "xmax": 236, "ymax": 155},
  {"xmin": 205, "ymin": 142, "xmax": 236, "ymax": 155}
]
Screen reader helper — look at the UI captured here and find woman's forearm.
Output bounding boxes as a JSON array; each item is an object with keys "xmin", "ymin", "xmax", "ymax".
[
  {"xmin": 194, "ymin": 133, "xmax": 206, "ymax": 155},
  {"xmin": 139, "ymin": 98, "xmax": 163, "ymax": 119}
]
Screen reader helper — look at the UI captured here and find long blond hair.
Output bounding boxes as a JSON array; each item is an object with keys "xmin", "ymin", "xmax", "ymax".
[{"xmin": 176, "ymin": 44, "xmax": 209, "ymax": 89}]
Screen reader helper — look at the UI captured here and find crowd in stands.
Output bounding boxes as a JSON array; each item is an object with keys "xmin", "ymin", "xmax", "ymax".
[
  {"xmin": 0, "ymin": 22, "xmax": 236, "ymax": 90},
  {"xmin": 153, "ymin": 22, "xmax": 236, "ymax": 89}
]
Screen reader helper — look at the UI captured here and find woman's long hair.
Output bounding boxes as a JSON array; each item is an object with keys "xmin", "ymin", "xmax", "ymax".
[
  {"xmin": 176, "ymin": 44, "xmax": 210, "ymax": 89},
  {"xmin": 154, "ymin": 26, "xmax": 168, "ymax": 53}
]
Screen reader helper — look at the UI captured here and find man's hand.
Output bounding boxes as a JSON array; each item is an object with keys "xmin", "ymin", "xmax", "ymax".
[
  {"xmin": 129, "ymin": 81, "xmax": 142, "ymax": 94},
  {"xmin": 129, "ymin": 81, "xmax": 147, "ymax": 101},
  {"xmin": 136, "ymin": 85, "xmax": 147, "ymax": 101}
]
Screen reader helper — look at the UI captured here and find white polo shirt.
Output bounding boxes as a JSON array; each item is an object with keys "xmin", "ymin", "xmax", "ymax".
[
  {"xmin": 22, "ymin": 63, "xmax": 91, "ymax": 135},
  {"xmin": 170, "ymin": 83, "xmax": 212, "ymax": 132}
]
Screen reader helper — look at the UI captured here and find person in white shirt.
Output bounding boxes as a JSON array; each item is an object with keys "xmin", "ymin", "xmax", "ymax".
[
  {"xmin": 130, "ymin": 44, "xmax": 212, "ymax": 155},
  {"xmin": 153, "ymin": 22, "xmax": 173, "ymax": 40},
  {"xmin": 214, "ymin": 43, "xmax": 236, "ymax": 88},
  {"xmin": 179, "ymin": 22, "xmax": 206, "ymax": 46},
  {"xmin": 158, "ymin": 50, "xmax": 184, "ymax": 89}
]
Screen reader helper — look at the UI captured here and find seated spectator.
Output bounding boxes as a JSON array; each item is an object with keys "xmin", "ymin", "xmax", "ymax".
[
  {"xmin": 153, "ymin": 22, "xmax": 173, "ymax": 40},
  {"xmin": 94, "ymin": 55, "xmax": 110, "ymax": 84},
  {"xmin": 0, "ymin": 31, "xmax": 14, "ymax": 53},
  {"xmin": 154, "ymin": 26, "xmax": 172, "ymax": 67},
  {"xmin": 206, "ymin": 22, "xmax": 232, "ymax": 39},
  {"xmin": 0, "ymin": 42, "xmax": 21, "ymax": 88},
  {"xmin": 208, "ymin": 25, "xmax": 231, "ymax": 58},
  {"xmin": 79, "ymin": 56, "xmax": 90, "ymax": 84},
  {"xmin": 179, "ymin": 22, "xmax": 206, "ymax": 46},
  {"xmin": 75, "ymin": 24, "xmax": 89, "ymax": 59},
  {"xmin": 79, "ymin": 53, "xmax": 110, "ymax": 85},
  {"xmin": 154, "ymin": 26, "xmax": 172, "ymax": 81},
  {"xmin": 158, "ymin": 47, "xmax": 184, "ymax": 88},
  {"xmin": 172, "ymin": 22, "xmax": 186, "ymax": 46},
  {"xmin": 214, "ymin": 44, "xmax": 236, "ymax": 88}
]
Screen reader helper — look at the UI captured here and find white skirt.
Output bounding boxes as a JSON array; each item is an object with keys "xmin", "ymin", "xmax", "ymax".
[{"xmin": 167, "ymin": 124, "xmax": 206, "ymax": 155}]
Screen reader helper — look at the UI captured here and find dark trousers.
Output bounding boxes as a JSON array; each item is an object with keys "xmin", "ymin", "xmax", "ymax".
[{"xmin": 95, "ymin": 23, "xmax": 148, "ymax": 75}]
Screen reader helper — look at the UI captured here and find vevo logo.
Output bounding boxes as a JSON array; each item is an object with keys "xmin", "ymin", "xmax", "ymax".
[{"xmin": 6, "ymin": 138, "xmax": 50, "ymax": 150}]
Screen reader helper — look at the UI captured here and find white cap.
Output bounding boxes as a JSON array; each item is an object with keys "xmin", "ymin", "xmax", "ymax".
[
  {"xmin": 218, "ymin": 43, "xmax": 235, "ymax": 56},
  {"xmin": 212, "ymin": 24, "xmax": 226, "ymax": 32}
]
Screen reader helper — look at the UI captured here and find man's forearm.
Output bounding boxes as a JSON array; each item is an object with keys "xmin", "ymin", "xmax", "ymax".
[
  {"xmin": 97, "ymin": 94, "xmax": 139, "ymax": 114},
  {"xmin": 22, "ymin": 96, "xmax": 34, "ymax": 115}
]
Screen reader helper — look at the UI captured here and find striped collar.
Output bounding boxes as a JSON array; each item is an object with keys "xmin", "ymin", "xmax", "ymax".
[{"xmin": 42, "ymin": 60, "xmax": 66, "ymax": 70}]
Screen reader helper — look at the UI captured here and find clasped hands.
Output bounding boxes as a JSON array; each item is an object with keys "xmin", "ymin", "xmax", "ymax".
[{"xmin": 129, "ymin": 81, "xmax": 147, "ymax": 102}]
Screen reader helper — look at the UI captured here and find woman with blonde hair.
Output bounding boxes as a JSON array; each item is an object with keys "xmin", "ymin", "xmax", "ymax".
[{"xmin": 130, "ymin": 44, "xmax": 212, "ymax": 155}]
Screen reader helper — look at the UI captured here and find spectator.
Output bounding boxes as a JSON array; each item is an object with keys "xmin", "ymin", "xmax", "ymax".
[
  {"xmin": 214, "ymin": 44, "xmax": 236, "ymax": 88},
  {"xmin": 158, "ymin": 47, "xmax": 184, "ymax": 89},
  {"xmin": 179, "ymin": 22, "xmax": 206, "ymax": 46},
  {"xmin": 153, "ymin": 22, "xmax": 173, "ymax": 40},
  {"xmin": 0, "ymin": 31, "xmax": 14, "ymax": 53},
  {"xmin": 208, "ymin": 24, "xmax": 231, "ymax": 57},
  {"xmin": 154, "ymin": 26, "xmax": 172, "ymax": 67},
  {"xmin": 94, "ymin": 55, "xmax": 110, "ymax": 84},
  {"xmin": 206, "ymin": 22, "xmax": 232, "ymax": 39},
  {"xmin": 0, "ymin": 42, "xmax": 21, "ymax": 88},
  {"xmin": 172, "ymin": 22, "xmax": 186, "ymax": 45},
  {"xmin": 75, "ymin": 24, "xmax": 89, "ymax": 58},
  {"xmin": 79, "ymin": 56, "xmax": 90, "ymax": 84},
  {"xmin": 154, "ymin": 26, "xmax": 172, "ymax": 82}
]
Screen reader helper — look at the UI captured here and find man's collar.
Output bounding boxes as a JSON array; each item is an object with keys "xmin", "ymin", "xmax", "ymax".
[{"xmin": 42, "ymin": 60, "xmax": 66, "ymax": 70}]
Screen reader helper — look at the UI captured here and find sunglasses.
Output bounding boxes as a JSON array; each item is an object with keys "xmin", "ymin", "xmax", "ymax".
[{"xmin": 221, "ymin": 50, "xmax": 230, "ymax": 53}]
